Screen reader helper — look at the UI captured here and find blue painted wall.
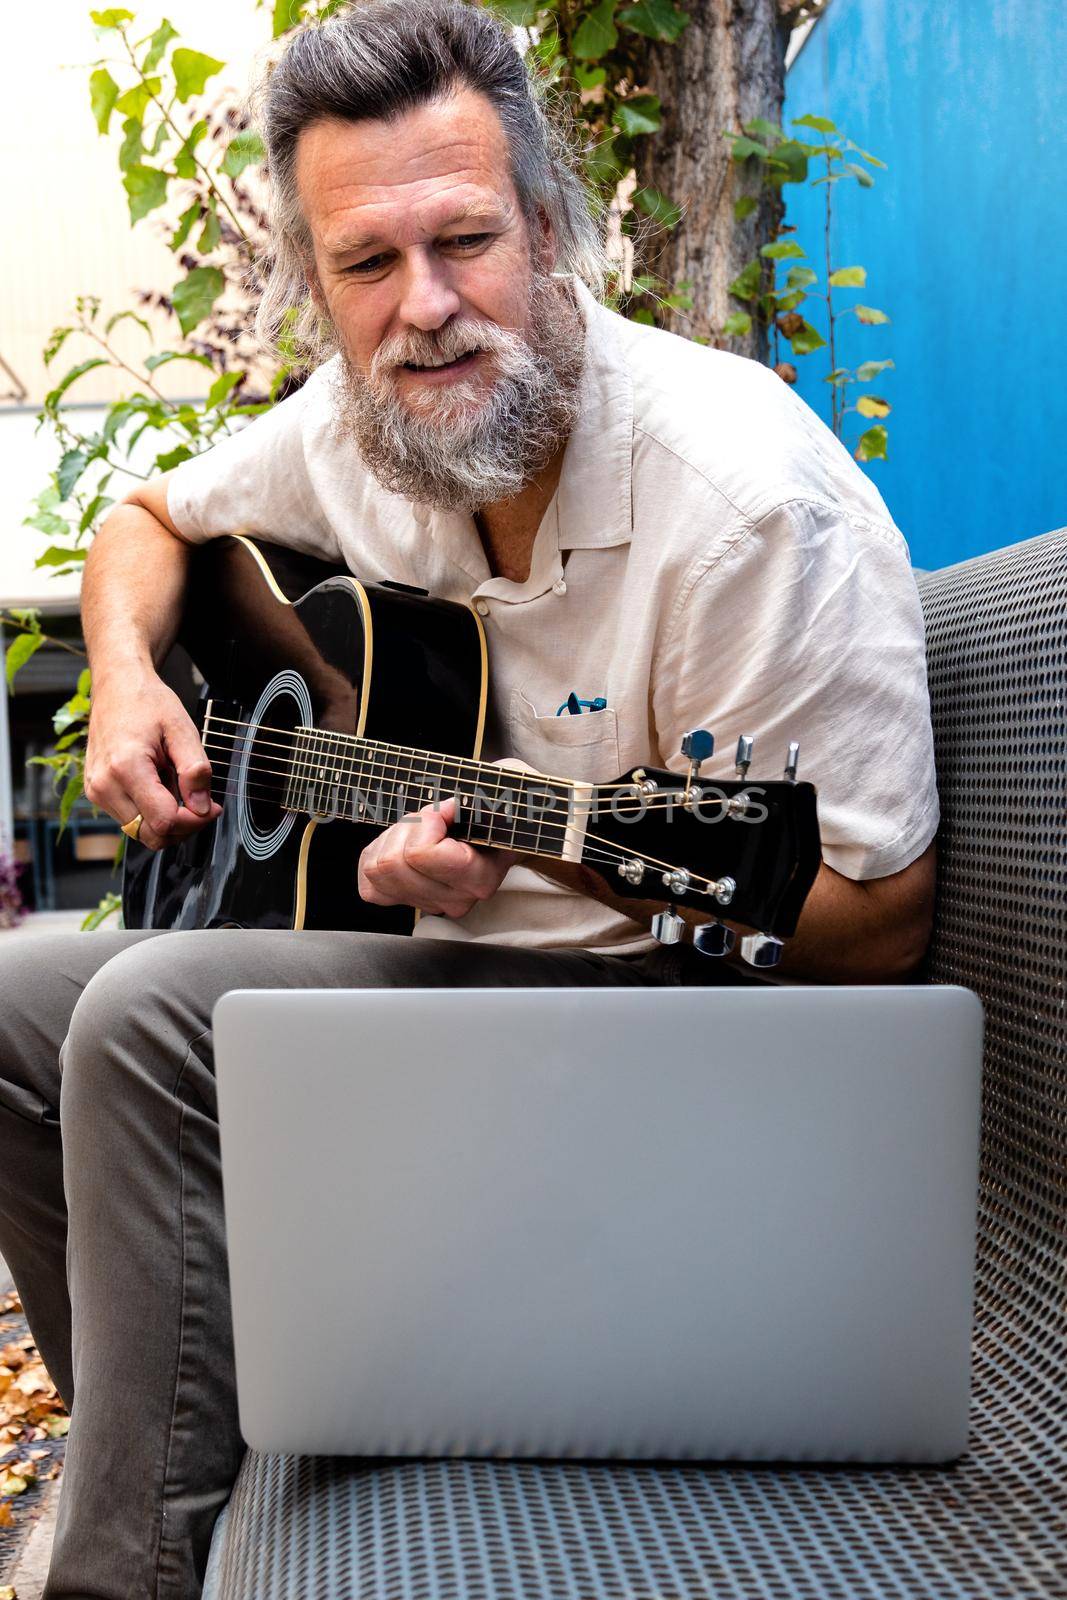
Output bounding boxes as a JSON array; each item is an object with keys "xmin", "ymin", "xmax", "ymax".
[{"xmin": 783, "ymin": 0, "xmax": 1066, "ymax": 569}]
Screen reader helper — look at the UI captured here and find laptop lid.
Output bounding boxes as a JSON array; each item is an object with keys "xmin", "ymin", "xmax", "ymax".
[{"xmin": 215, "ymin": 984, "xmax": 982, "ymax": 1463}]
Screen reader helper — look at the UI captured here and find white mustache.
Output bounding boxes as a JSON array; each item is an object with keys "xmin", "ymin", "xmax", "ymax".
[{"xmin": 371, "ymin": 319, "xmax": 520, "ymax": 381}]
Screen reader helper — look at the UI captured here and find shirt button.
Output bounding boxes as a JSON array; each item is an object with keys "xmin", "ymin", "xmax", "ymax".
[
  {"xmin": 473, "ymin": 598, "xmax": 490, "ymax": 616},
  {"xmin": 553, "ymin": 578, "xmax": 568, "ymax": 596}
]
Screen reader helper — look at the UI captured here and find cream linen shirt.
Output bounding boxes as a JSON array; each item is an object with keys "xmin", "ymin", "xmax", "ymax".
[{"xmin": 168, "ymin": 283, "xmax": 939, "ymax": 955}]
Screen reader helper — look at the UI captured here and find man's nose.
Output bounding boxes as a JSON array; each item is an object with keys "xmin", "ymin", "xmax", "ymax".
[{"xmin": 396, "ymin": 248, "xmax": 462, "ymax": 331}]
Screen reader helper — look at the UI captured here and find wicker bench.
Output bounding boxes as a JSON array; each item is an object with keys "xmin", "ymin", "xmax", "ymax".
[{"xmin": 205, "ymin": 527, "xmax": 1067, "ymax": 1600}]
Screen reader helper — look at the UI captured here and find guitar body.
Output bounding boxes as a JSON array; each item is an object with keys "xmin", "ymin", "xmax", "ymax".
[{"xmin": 122, "ymin": 535, "xmax": 487, "ymax": 932}]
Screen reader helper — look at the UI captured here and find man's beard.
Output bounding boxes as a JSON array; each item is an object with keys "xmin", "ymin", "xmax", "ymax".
[{"xmin": 333, "ymin": 275, "xmax": 585, "ymax": 512}]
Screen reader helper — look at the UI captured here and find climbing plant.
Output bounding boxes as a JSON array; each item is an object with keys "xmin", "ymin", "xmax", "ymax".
[{"xmin": 723, "ymin": 113, "xmax": 894, "ymax": 462}]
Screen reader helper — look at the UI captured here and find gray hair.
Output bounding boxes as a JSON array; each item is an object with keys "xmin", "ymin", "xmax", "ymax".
[{"xmin": 252, "ymin": 0, "xmax": 609, "ymax": 366}]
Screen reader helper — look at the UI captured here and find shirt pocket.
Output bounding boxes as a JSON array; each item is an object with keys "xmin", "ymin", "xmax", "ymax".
[{"xmin": 508, "ymin": 689, "xmax": 621, "ymax": 786}]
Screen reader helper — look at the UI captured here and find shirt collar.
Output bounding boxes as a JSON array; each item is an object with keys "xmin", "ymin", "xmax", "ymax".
[{"xmin": 556, "ymin": 281, "xmax": 634, "ymax": 551}]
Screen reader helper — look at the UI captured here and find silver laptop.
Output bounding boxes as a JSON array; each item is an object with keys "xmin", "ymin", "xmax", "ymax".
[{"xmin": 214, "ymin": 984, "xmax": 983, "ymax": 1464}]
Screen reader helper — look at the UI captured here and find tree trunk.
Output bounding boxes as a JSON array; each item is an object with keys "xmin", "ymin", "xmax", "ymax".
[{"xmin": 632, "ymin": 0, "xmax": 788, "ymax": 361}]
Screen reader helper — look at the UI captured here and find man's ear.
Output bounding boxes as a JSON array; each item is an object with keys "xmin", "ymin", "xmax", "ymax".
[
  {"xmin": 304, "ymin": 257, "xmax": 326, "ymax": 313},
  {"xmin": 533, "ymin": 205, "xmax": 557, "ymax": 274}
]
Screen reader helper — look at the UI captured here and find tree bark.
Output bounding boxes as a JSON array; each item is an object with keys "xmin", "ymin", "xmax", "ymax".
[{"xmin": 632, "ymin": 0, "xmax": 789, "ymax": 360}]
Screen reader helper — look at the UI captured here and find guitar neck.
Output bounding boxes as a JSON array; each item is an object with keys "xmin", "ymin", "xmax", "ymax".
[{"xmin": 284, "ymin": 726, "xmax": 591, "ymax": 863}]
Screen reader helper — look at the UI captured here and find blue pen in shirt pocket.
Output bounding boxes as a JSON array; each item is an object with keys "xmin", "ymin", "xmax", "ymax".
[{"xmin": 557, "ymin": 692, "xmax": 608, "ymax": 716}]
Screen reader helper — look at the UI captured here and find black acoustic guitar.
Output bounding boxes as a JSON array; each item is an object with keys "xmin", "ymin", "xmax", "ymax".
[{"xmin": 122, "ymin": 535, "xmax": 821, "ymax": 966}]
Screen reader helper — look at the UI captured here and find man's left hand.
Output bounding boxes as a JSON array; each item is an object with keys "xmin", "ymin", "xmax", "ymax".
[{"xmin": 357, "ymin": 795, "xmax": 517, "ymax": 918}]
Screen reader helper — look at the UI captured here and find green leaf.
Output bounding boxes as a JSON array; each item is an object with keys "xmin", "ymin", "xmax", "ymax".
[
  {"xmin": 733, "ymin": 195, "xmax": 757, "ymax": 221},
  {"xmin": 856, "ymin": 358, "xmax": 894, "ymax": 381},
  {"xmin": 787, "ymin": 319, "xmax": 826, "ymax": 356},
  {"xmin": 846, "ymin": 140, "xmax": 887, "ymax": 169},
  {"xmin": 221, "ymin": 130, "xmax": 265, "ymax": 178},
  {"xmin": 24, "ymin": 510, "xmax": 70, "ymax": 539},
  {"xmin": 729, "ymin": 135, "xmax": 769, "ymax": 162},
  {"xmin": 115, "ymin": 77, "xmax": 161, "ymax": 120},
  {"xmin": 118, "ymin": 116, "xmax": 143, "ymax": 173},
  {"xmin": 828, "ymin": 265, "xmax": 867, "ymax": 288},
  {"xmin": 728, "ymin": 259, "xmax": 762, "ymax": 302},
  {"xmin": 57, "ymin": 449, "xmax": 89, "ymax": 500},
  {"xmin": 573, "ymin": 0, "xmax": 617, "ymax": 60},
  {"xmin": 5, "ymin": 631, "xmax": 45, "ymax": 689},
  {"xmin": 573, "ymin": 62, "xmax": 607, "ymax": 89},
  {"xmin": 792, "ymin": 113, "xmax": 837, "ymax": 134},
  {"xmin": 43, "ymin": 358, "xmax": 108, "ymax": 411},
  {"xmin": 82, "ymin": 892, "xmax": 123, "ymax": 932},
  {"xmin": 632, "ymin": 186, "xmax": 683, "ymax": 229},
  {"xmin": 614, "ymin": 94, "xmax": 661, "ymax": 138},
  {"xmin": 786, "ymin": 265, "xmax": 818, "ymax": 290},
  {"xmin": 722, "ymin": 312, "xmax": 752, "ymax": 338},
  {"xmin": 144, "ymin": 350, "xmax": 214, "ymax": 373},
  {"xmin": 142, "ymin": 18, "xmax": 179, "ymax": 71},
  {"xmin": 36, "ymin": 545, "xmax": 87, "ymax": 568},
  {"xmin": 54, "ymin": 691, "xmax": 90, "ymax": 734},
  {"xmin": 104, "ymin": 308, "xmax": 151, "ymax": 338},
  {"xmin": 59, "ymin": 774, "xmax": 83, "ymax": 829},
  {"xmin": 631, "ymin": 308, "xmax": 656, "ymax": 325},
  {"xmin": 845, "ymin": 162, "xmax": 875, "ymax": 188},
  {"xmin": 43, "ymin": 327, "xmax": 73, "ymax": 367},
  {"xmin": 765, "ymin": 139, "xmax": 809, "ymax": 185},
  {"xmin": 492, "ymin": 0, "xmax": 541, "ymax": 19},
  {"xmin": 760, "ymin": 239, "xmax": 805, "ymax": 260},
  {"xmin": 743, "ymin": 117, "xmax": 782, "ymax": 144},
  {"xmin": 154, "ymin": 444, "xmax": 195, "ymax": 472},
  {"xmin": 89, "ymin": 67, "xmax": 119, "ymax": 133},
  {"xmin": 855, "ymin": 304, "xmax": 891, "ymax": 325},
  {"xmin": 123, "ymin": 164, "xmax": 169, "ymax": 223},
  {"xmin": 170, "ymin": 266, "xmax": 224, "ymax": 334},
  {"xmin": 585, "ymin": 136, "xmax": 624, "ymax": 186},
  {"xmin": 77, "ymin": 667, "xmax": 92, "ymax": 698},
  {"xmin": 172, "ymin": 48, "xmax": 224, "ymax": 102},
  {"xmin": 856, "ymin": 423, "xmax": 888, "ymax": 462},
  {"xmin": 207, "ymin": 370, "xmax": 243, "ymax": 408},
  {"xmin": 197, "ymin": 206, "xmax": 222, "ymax": 253},
  {"xmin": 618, "ymin": 0, "xmax": 689, "ymax": 42},
  {"xmin": 90, "ymin": 8, "xmax": 135, "ymax": 27},
  {"xmin": 856, "ymin": 394, "xmax": 891, "ymax": 418},
  {"xmin": 171, "ymin": 201, "xmax": 200, "ymax": 250},
  {"xmin": 773, "ymin": 290, "xmax": 805, "ymax": 313},
  {"xmin": 174, "ymin": 119, "xmax": 208, "ymax": 180},
  {"xmin": 79, "ymin": 492, "xmax": 115, "ymax": 533},
  {"xmin": 272, "ymin": 0, "xmax": 308, "ymax": 36}
]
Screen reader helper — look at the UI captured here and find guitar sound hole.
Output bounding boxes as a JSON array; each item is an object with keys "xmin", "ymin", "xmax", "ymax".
[{"xmin": 236, "ymin": 669, "xmax": 314, "ymax": 862}]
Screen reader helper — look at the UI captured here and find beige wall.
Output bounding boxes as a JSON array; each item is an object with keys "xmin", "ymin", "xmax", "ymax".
[{"xmin": 3, "ymin": 0, "xmax": 266, "ymax": 409}]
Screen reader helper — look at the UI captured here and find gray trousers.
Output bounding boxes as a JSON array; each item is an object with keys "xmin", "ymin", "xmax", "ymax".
[{"xmin": 0, "ymin": 924, "xmax": 692, "ymax": 1600}]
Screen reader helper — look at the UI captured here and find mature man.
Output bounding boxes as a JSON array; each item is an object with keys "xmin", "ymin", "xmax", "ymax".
[{"xmin": 0, "ymin": 2, "xmax": 938, "ymax": 1595}]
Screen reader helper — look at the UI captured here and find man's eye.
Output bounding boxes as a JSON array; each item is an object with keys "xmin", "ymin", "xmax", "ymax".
[
  {"xmin": 446, "ymin": 233, "xmax": 493, "ymax": 250},
  {"xmin": 347, "ymin": 254, "xmax": 389, "ymax": 275}
]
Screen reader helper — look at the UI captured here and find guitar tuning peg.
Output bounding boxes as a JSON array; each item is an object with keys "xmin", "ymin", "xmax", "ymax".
[
  {"xmin": 693, "ymin": 920, "xmax": 735, "ymax": 958},
  {"xmin": 784, "ymin": 742, "xmax": 800, "ymax": 783},
  {"xmin": 735, "ymin": 735, "xmax": 754, "ymax": 780},
  {"xmin": 680, "ymin": 730, "xmax": 714, "ymax": 796},
  {"xmin": 651, "ymin": 909, "xmax": 685, "ymax": 946},
  {"xmin": 740, "ymin": 932, "xmax": 784, "ymax": 969}
]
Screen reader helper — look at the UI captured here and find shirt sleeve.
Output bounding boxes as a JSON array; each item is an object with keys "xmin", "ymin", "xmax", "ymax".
[
  {"xmin": 165, "ymin": 362, "xmax": 346, "ymax": 565},
  {"xmin": 652, "ymin": 498, "xmax": 939, "ymax": 881}
]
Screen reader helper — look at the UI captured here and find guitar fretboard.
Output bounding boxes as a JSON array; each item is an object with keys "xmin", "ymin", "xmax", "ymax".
[{"xmin": 282, "ymin": 726, "xmax": 588, "ymax": 860}]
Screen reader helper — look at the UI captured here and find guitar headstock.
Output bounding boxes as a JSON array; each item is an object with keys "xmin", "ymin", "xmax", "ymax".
[{"xmin": 583, "ymin": 733, "xmax": 821, "ymax": 970}]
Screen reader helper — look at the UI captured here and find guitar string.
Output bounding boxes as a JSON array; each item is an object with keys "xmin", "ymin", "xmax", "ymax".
[
  {"xmin": 201, "ymin": 766, "xmax": 725, "ymax": 893},
  {"xmin": 202, "ymin": 773, "xmax": 693, "ymax": 883},
  {"xmin": 199, "ymin": 727, "xmax": 737, "ymax": 819},
  {"xmin": 201, "ymin": 711, "xmax": 700, "ymax": 795}
]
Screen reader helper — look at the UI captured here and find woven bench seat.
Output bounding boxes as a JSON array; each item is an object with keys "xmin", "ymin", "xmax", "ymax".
[{"xmin": 206, "ymin": 527, "xmax": 1067, "ymax": 1600}]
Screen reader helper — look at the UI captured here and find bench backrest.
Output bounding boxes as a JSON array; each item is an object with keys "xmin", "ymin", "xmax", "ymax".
[{"xmin": 918, "ymin": 529, "xmax": 1067, "ymax": 1382}]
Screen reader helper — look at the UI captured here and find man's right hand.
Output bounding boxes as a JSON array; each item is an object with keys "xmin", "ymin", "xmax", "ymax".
[{"xmin": 84, "ymin": 671, "xmax": 222, "ymax": 852}]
